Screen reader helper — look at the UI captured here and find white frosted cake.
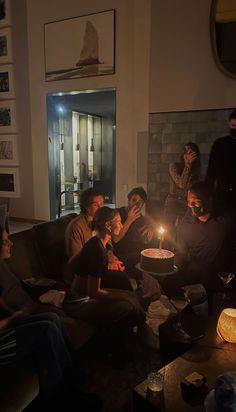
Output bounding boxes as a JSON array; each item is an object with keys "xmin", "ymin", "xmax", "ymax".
[{"xmin": 140, "ymin": 248, "xmax": 174, "ymax": 273}]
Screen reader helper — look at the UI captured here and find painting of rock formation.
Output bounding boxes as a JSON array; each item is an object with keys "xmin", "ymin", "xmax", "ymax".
[{"xmin": 45, "ymin": 10, "xmax": 114, "ymax": 81}]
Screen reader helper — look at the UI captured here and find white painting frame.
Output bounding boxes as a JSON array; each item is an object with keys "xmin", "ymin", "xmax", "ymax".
[
  {"xmin": 44, "ymin": 9, "xmax": 115, "ymax": 81},
  {"xmin": 0, "ymin": 167, "xmax": 20, "ymax": 197},
  {"xmin": 0, "ymin": 0, "xmax": 11, "ymax": 28},
  {"xmin": 0, "ymin": 135, "xmax": 18, "ymax": 165},
  {"xmin": 0, "ymin": 64, "xmax": 15, "ymax": 99},
  {"xmin": 0, "ymin": 100, "xmax": 16, "ymax": 133},
  {"xmin": 0, "ymin": 27, "xmax": 12, "ymax": 64}
]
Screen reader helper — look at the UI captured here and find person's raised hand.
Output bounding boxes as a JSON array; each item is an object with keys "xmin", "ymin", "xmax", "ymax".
[
  {"xmin": 127, "ymin": 205, "xmax": 141, "ymax": 224},
  {"xmin": 184, "ymin": 151, "xmax": 197, "ymax": 166}
]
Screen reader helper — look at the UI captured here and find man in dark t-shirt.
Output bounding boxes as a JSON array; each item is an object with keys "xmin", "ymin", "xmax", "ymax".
[
  {"xmin": 175, "ymin": 183, "xmax": 235, "ymax": 290},
  {"xmin": 163, "ymin": 183, "xmax": 236, "ymax": 296}
]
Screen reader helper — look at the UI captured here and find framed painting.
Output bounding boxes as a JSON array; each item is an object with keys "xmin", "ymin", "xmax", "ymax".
[
  {"xmin": 0, "ymin": 167, "xmax": 20, "ymax": 197},
  {"xmin": 0, "ymin": 27, "xmax": 12, "ymax": 64},
  {"xmin": 0, "ymin": 0, "xmax": 11, "ymax": 28},
  {"xmin": 0, "ymin": 64, "xmax": 15, "ymax": 99},
  {"xmin": 0, "ymin": 135, "xmax": 18, "ymax": 165},
  {"xmin": 0, "ymin": 100, "xmax": 16, "ymax": 133},
  {"xmin": 44, "ymin": 9, "xmax": 115, "ymax": 81}
]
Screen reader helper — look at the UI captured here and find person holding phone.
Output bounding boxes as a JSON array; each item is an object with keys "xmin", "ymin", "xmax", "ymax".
[
  {"xmin": 163, "ymin": 142, "xmax": 201, "ymax": 248},
  {"xmin": 112, "ymin": 187, "xmax": 156, "ymax": 279}
]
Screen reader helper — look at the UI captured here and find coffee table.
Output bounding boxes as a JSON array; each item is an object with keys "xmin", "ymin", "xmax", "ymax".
[{"xmin": 133, "ymin": 345, "xmax": 236, "ymax": 412}]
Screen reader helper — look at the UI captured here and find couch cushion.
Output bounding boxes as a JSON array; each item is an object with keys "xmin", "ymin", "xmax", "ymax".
[
  {"xmin": 8, "ymin": 229, "xmax": 44, "ymax": 280},
  {"xmin": 33, "ymin": 214, "xmax": 77, "ymax": 282}
]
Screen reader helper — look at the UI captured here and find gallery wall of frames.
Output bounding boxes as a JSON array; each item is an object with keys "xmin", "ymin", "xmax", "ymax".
[{"xmin": 0, "ymin": 0, "xmax": 20, "ymax": 198}]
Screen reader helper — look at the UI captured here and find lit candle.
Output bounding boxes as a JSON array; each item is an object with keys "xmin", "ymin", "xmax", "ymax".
[{"xmin": 158, "ymin": 226, "xmax": 165, "ymax": 250}]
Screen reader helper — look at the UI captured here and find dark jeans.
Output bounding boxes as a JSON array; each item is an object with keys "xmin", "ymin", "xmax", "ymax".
[
  {"xmin": 13, "ymin": 312, "xmax": 73, "ymax": 389},
  {"xmin": 64, "ymin": 298, "xmax": 142, "ymax": 328}
]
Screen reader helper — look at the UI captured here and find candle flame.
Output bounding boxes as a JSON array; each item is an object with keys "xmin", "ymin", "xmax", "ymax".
[{"xmin": 158, "ymin": 226, "xmax": 165, "ymax": 235}]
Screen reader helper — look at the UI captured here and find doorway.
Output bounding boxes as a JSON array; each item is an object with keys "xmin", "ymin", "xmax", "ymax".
[{"xmin": 47, "ymin": 88, "xmax": 116, "ymax": 219}]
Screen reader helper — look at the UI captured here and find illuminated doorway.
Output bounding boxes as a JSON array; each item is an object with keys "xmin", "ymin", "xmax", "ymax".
[{"xmin": 47, "ymin": 89, "xmax": 116, "ymax": 218}]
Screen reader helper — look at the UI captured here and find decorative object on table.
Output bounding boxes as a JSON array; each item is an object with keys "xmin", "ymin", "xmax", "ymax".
[
  {"xmin": 0, "ymin": 27, "xmax": 12, "ymax": 64},
  {"xmin": 182, "ymin": 283, "xmax": 208, "ymax": 316},
  {"xmin": 204, "ymin": 371, "xmax": 236, "ymax": 412},
  {"xmin": 217, "ymin": 272, "xmax": 235, "ymax": 300},
  {"xmin": 181, "ymin": 371, "xmax": 206, "ymax": 396},
  {"xmin": 0, "ymin": 134, "xmax": 18, "ymax": 165},
  {"xmin": 0, "ymin": 0, "xmax": 11, "ymax": 29},
  {"xmin": 0, "ymin": 64, "xmax": 14, "ymax": 99},
  {"xmin": 217, "ymin": 308, "xmax": 236, "ymax": 343},
  {"xmin": 140, "ymin": 248, "xmax": 175, "ymax": 273},
  {"xmin": 0, "ymin": 100, "xmax": 16, "ymax": 133},
  {"xmin": 44, "ymin": 9, "xmax": 115, "ymax": 81},
  {"xmin": 0, "ymin": 166, "xmax": 20, "ymax": 197}
]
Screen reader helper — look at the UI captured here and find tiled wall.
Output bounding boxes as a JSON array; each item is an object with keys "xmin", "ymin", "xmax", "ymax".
[{"xmin": 148, "ymin": 109, "xmax": 232, "ymax": 207}]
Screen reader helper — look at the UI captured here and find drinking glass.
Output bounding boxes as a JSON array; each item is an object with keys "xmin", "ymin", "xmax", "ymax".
[
  {"xmin": 218, "ymin": 272, "xmax": 235, "ymax": 300},
  {"xmin": 146, "ymin": 371, "xmax": 164, "ymax": 408},
  {"xmin": 170, "ymin": 295, "xmax": 190, "ymax": 332}
]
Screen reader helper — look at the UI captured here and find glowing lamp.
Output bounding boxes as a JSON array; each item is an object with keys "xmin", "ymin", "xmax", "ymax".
[
  {"xmin": 158, "ymin": 226, "xmax": 165, "ymax": 250},
  {"xmin": 217, "ymin": 308, "xmax": 236, "ymax": 343}
]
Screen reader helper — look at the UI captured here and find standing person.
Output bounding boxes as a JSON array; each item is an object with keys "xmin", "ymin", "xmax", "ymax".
[
  {"xmin": 205, "ymin": 109, "xmax": 236, "ymax": 213},
  {"xmin": 0, "ymin": 226, "xmax": 101, "ymax": 410},
  {"xmin": 163, "ymin": 142, "xmax": 201, "ymax": 248}
]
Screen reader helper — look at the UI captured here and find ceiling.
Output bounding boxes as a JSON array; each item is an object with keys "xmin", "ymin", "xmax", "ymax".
[{"xmin": 49, "ymin": 88, "xmax": 116, "ymax": 118}]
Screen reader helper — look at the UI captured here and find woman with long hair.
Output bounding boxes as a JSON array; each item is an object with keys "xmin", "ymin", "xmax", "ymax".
[{"xmin": 163, "ymin": 142, "xmax": 201, "ymax": 247}]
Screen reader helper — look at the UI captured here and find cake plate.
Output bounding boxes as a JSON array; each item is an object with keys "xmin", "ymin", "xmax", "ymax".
[{"xmin": 136, "ymin": 263, "xmax": 178, "ymax": 279}]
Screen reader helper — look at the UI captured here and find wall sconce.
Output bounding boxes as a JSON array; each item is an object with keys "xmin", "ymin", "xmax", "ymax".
[
  {"xmin": 60, "ymin": 134, "xmax": 64, "ymax": 150},
  {"xmin": 217, "ymin": 308, "xmax": 236, "ymax": 343},
  {"xmin": 90, "ymin": 138, "xmax": 95, "ymax": 152},
  {"xmin": 76, "ymin": 132, "xmax": 80, "ymax": 151}
]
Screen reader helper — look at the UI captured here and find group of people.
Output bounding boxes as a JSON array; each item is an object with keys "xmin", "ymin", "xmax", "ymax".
[
  {"xmin": 162, "ymin": 109, "xmax": 236, "ymax": 295},
  {"xmin": 0, "ymin": 108, "xmax": 236, "ymax": 409}
]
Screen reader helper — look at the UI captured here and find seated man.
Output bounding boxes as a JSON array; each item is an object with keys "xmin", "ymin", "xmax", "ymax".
[
  {"xmin": 163, "ymin": 182, "xmax": 236, "ymax": 296},
  {"xmin": 65, "ymin": 188, "xmax": 132, "ymax": 291},
  {"xmin": 112, "ymin": 187, "xmax": 156, "ymax": 278}
]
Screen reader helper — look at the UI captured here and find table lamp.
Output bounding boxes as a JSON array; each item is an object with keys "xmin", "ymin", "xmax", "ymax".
[{"xmin": 217, "ymin": 308, "xmax": 236, "ymax": 343}]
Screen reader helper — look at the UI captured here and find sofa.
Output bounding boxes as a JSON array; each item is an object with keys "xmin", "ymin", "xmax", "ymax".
[{"xmin": 0, "ymin": 213, "xmax": 97, "ymax": 412}]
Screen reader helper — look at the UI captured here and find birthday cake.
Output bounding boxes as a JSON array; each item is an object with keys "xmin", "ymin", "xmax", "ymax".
[{"xmin": 140, "ymin": 248, "xmax": 174, "ymax": 273}]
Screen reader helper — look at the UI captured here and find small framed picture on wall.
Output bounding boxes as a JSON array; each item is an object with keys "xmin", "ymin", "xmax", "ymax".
[
  {"xmin": 0, "ymin": 27, "xmax": 12, "ymax": 64},
  {"xmin": 0, "ymin": 167, "xmax": 20, "ymax": 197},
  {"xmin": 0, "ymin": 64, "xmax": 15, "ymax": 99},
  {"xmin": 0, "ymin": 100, "xmax": 16, "ymax": 133},
  {"xmin": 0, "ymin": 0, "xmax": 11, "ymax": 28},
  {"xmin": 0, "ymin": 135, "xmax": 18, "ymax": 165}
]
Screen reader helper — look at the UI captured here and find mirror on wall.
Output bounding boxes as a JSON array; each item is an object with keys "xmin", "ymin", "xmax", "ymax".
[{"xmin": 210, "ymin": 0, "xmax": 236, "ymax": 78}]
